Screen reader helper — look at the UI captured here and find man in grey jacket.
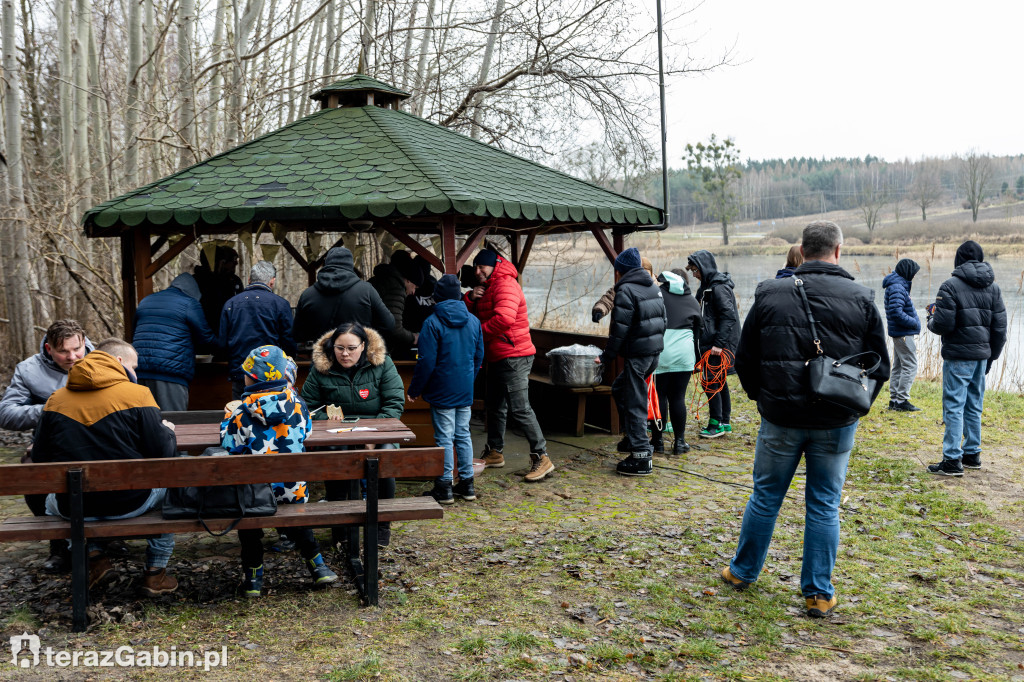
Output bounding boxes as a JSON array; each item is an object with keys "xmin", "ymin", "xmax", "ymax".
[{"xmin": 0, "ymin": 319, "xmax": 92, "ymax": 572}]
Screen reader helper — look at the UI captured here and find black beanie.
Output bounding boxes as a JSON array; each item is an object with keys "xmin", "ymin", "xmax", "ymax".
[
  {"xmin": 954, "ymin": 240, "xmax": 984, "ymax": 267},
  {"xmin": 614, "ymin": 247, "xmax": 643, "ymax": 274},
  {"xmin": 894, "ymin": 258, "xmax": 920, "ymax": 281},
  {"xmin": 473, "ymin": 249, "xmax": 499, "ymax": 268},
  {"xmin": 434, "ymin": 274, "xmax": 462, "ymax": 301},
  {"xmin": 391, "ymin": 251, "xmax": 424, "ymax": 287}
]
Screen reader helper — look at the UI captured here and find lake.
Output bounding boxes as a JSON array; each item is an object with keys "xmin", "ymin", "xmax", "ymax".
[{"xmin": 522, "ymin": 253, "xmax": 1024, "ymax": 392}]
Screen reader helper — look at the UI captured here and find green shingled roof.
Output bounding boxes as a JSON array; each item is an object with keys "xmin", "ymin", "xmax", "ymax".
[
  {"xmin": 312, "ymin": 75, "xmax": 411, "ymax": 101},
  {"xmin": 84, "ymin": 105, "xmax": 663, "ymax": 234}
]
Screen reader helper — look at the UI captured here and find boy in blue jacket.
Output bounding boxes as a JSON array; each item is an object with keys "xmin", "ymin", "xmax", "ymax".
[
  {"xmin": 221, "ymin": 345, "xmax": 338, "ymax": 596},
  {"xmin": 883, "ymin": 258, "xmax": 922, "ymax": 412},
  {"xmin": 408, "ymin": 275, "xmax": 485, "ymax": 503}
]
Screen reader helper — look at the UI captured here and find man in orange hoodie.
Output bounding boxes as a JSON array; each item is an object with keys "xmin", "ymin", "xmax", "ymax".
[{"xmin": 466, "ymin": 249, "xmax": 554, "ymax": 482}]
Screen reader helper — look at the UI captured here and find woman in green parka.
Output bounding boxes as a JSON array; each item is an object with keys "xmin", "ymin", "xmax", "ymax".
[{"xmin": 301, "ymin": 322, "xmax": 405, "ymax": 546}]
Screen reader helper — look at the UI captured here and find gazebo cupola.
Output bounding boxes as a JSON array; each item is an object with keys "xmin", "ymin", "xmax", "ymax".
[{"xmin": 310, "ymin": 75, "xmax": 412, "ymax": 110}]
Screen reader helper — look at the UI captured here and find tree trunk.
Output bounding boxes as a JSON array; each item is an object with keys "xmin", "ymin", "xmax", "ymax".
[
  {"xmin": 87, "ymin": 9, "xmax": 109, "ymax": 200},
  {"xmin": 73, "ymin": 0, "xmax": 91, "ymax": 206},
  {"xmin": 325, "ymin": 0, "xmax": 336, "ymax": 81},
  {"xmin": 412, "ymin": 0, "xmax": 436, "ymax": 116},
  {"xmin": 226, "ymin": 0, "xmax": 264, "ymax": 148},
  {"xmin": 125, "ymin": 0, "xmax": 142, "ymax": 187},
  {"xmin": 720, "ymin": 218, "xmax": 729, "ymax": 246},
  {"xmin": 400, "ymin": 0, "xmax": 419, "ymax": 90},
  {"xmin": 59, "ymin": 0, "xmax": 77, "ymax": 202},
  {"xmin": 177, "ymin": 0, "xmax": 197, "ymax": 168},
  {"xmin": 2, "ymin": 0, "xmax": 37, "ymax": 356},
  {"xmin": 205, "ymin": 0, "xmax": 227, "ymax": 153},
  {"xmin": 360, "ymin": 0, "xmax": 376, "ymax": 75},
  {"xmin": 285, "ymin": 0, "xmax": 303, "ymax": 123},
  {"xmin": 470, "ymin": 0, "xmax": 504, "ymax": 139}
]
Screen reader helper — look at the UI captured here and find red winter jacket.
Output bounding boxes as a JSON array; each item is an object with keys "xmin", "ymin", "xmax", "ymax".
[{"xmin": 465, "ymin": 257, "xmax": 536, "ymax": 362}]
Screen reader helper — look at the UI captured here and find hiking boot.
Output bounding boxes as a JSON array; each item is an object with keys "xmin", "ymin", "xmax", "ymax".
[
  {"xmin": 240, "ymin": 565, "xmax": 263, "ymax": 598},
  {"xmin": 616, "ymin": 452, "xmax": 653, "ymax": 477},
  {"xmin": 615, "ymin": 437, "xmax": 630, "ymax": 453},
  {"xmin": 673, "ymin": 439, "xmax": 691, "ymax": 456},
  {"xmin": 88, "ymin": 552, "xmax": 115, "ymax": 589},
  {"xmin": 271, "ymin": 532, "xmax": 296, "ymax": 552},
  {"xmin": 453, "ymin": 477, "xmax": 477, "ymax": 501},
  {"xmin": 43, "ymin": 540, "xmax": 71, "ymax": 574},
  {"xmin": 927, "ymin": 458, "xmax": 964, "ymax": 476},
  {"xmin": 806, "ymin": 593, "xmax": 838, "ymax": 618},
  {"xmin": 720, "ymin": 566, "xmax": 749, "ymax": 591},
  {"xmin": 887, "ymin": 399, "xmax": 897, "ymax": 410},
  {"xmin": 306, "ymin": 553, "xmax": 338, "ymax": 586},
  {"xmin": 524, "ymin": 453, "xmax": 555, "ymax": 482},
  {"xmin": 141, "ymin": 567, "xmax": 178, "ymax": 596},
  {"xmin": 481, "ymin": 447, "xmax": 505, "ymax": 469},
  {"xmin": 893, "ymin": 401, "xmax": 921, "ymax": 412},
  {"xmin": 377, "ymin": 523, "xmax": 391, "ymax": 547},
  {"xmin": 700, "ymin": 420, "xmax": 727, "ymax": 438},
  {"xmin": 962, "ymin": 453, "xmax": 982, "ymax": 469},
  {"xmin": 651, "ymin": 439, "xmax": 665, "ymax": 454},
  {"xmin": 423, "ymin": 478, "xmax": 454, "ymax": 505},
  {"xmin": 104, "ymin": 539, "xmax": 131, "ymax": 557}
]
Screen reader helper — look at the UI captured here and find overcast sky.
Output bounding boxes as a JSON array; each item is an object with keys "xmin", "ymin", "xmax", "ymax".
[{"xmin": 660, "ymin": 0, "xmax": 1024, "ymax": 166}]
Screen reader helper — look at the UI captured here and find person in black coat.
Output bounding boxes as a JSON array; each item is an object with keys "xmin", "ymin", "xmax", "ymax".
[
  {"xmin": 925, "ymin": 240, "xmax": 1007, "ymax": 475},
  {"xmin": 686, "ymin": 250, "xmax": 740, "ymax": 438},
  {"xmin": 597, "ymin": 247, "xmax": 666, "ymax": 477},
  {"xmin": 292, "ymin": 247, "xmax": 395, "ymax": 346},
  {"xmin": 725, "ymin": 221, "xmax": 890, "ymax": 619}
]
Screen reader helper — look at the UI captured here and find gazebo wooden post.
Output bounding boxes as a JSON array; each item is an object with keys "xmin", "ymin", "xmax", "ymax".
[
  {"xmin": 121, "ymin": 231, "xmax": 137, "ymax": 340},
  {"xmin": 440, "ymin": 216, "xmax": 458, "ymax": 274},
  {"xmin": 126, "ymin": 229, "xmax": 154, "ymax": 338}
]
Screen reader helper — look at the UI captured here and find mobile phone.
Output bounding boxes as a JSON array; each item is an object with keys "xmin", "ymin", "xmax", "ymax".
[{"xmin": 340, "ymin": 416, "xmax": 360, "ymax": 423}]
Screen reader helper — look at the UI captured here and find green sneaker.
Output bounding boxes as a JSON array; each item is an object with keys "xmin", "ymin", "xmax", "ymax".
[
  {"xmin": 722, "ymin": 423, "xmax": 732, "ymax": 433},
  {"xmin": 700, "ymin": 421, "xmax": 727, "ymax": 438},
  {"xmin": 663, "ymin": 421, "xmax": 674, "ymax": 434}
]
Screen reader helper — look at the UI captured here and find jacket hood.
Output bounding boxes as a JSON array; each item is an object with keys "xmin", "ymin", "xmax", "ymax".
[
  {"xmin": 794, "ymin": 260, "xmax": 856, "ymax": 280},
  {"xmin": 238, "ymin": 381, "xmax": 304, "ymax": 428},
  {"xmin": 952, "ymin": 261, "xmax": 996, "ymax": 289},
  {"xmin": 433, "ymin": 299, "xmax": 470, "ymax": 328},
  {"xmin": 311, "ymin": 326, "xmax": 388, "ymax": 373},
  {"xmin": 775, "ymin": 267, "xmax": 796, "ymax": 279},
  {"xmin": 38, "ymin": 334, "xmax": 95, "ymax": 373},
  {"xmin": 687, "ymin": 250, "xmax": 719, "ymax": 281},
  {"xmin": 315, "ymin": 247, "xmax": 361, "ymax": 294},
  {"xmin": 170, "ymin": 272, "xmax": 201, "ymax": 301},
  {"xmin": 657, "ymin": 270, "xmax": 690, "ymax": 295},
  {"xmin": 616, "ymin": 267, "xmax": 655, "ymax": 289},
  {"xmin": 488, "ymin": 256, "xmax": 520, "ymax": 282},
  {"xmin": 894, "ymin": 258, "xmax": 920, "ymax": 281},
  {"xmin": 65, "ymin": 351, "xmax": 130, "ymax": 391},
  {"xmin": 882, "ymin": 271, "xmax": 909, "ymax": 290}
]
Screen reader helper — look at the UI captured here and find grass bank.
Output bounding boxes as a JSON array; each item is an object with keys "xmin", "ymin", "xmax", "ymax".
[{"xmin": 2, "ymin": 379, "xmax": 1022, "ymax": 681}]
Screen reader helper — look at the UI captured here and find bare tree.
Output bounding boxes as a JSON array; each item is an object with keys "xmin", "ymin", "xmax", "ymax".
[
  {"xmin": 858, "ymin": 184, "xmax": 888, "ymax": 242},
  {"xmin": 909, "ymin": 159, "xmax": 942, "ymax": 221},
  {"xmin": 958, "ymin": 150, "xmax": 992, "ymax": 223}
]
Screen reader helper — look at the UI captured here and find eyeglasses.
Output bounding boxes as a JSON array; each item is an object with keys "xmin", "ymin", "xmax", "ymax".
[{"xmin": 332, "ymin": 343, "xmax": 364, "ymax": 354}]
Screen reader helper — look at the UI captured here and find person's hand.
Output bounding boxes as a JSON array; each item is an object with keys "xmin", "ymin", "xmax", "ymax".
[
  {"xmin": 413, "ymin": 332, "xmax": 419, "ymax": 345},
  {"xmin": 470, "ymin": 286, "xmax": 486, "ymax": 301},
  {"xmin": 591, "ymin": 310, "xmax": 603, "ymax": 323},
  {"xmin": 594, "ymin": 357, "xmax": 602, "ymax": 364},
  {"xmin": 407, "ymin": 393, "xmax": 418, "ymax": 403},
  {"xmin": 710, "ymin": 346, "xmax": 723, "ymax": 356},
  {"xmin": 161, "ymin": 419, "xmax": 176, "ymax": 432}
]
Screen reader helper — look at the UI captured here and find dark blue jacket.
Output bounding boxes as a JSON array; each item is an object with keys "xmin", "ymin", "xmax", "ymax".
[
  {"xmin": 407, "ymin": 299, "xmax": 484, "ymax": 409},
  {"xmin": 219, "ymin": 283, "xmax": 297, "ymax": 380},
  {"xmin": 133, "ymin": 273, "xmax": 219, "ymax": 385},
  {"xmin": 882, "ymin": 272, "xmax": 920, "ymax": 337}
]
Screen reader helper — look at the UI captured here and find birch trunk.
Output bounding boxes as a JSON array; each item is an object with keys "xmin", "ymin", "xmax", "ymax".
[
  {"xmin": 144, "ymin": 0, "xmax": 156, "ymax": 182},
  {"xmin": 324, "ymin": 0, "xmax": 336, "ymax": 81},
  {"xmin": 412, "ymin": 0, "xmax": 435, "ymax": 116},
  {"xmin": 226, "ymin": 0, "xmax": 264, "ymax": 147},
  {"xmin": 125, "ymin": 0, "xmax": 141, "ymax": 187},
  {"xmin": 58, "ymin": 0, "xmax": 77, "ymax": 200},
  {"xmin": 205, "ymin": 0, "xmax": 227, "ymax": 152},
  {"xmin": 87, "ymin": 11, "xmax": 109, "ymax": 199},
  {"xmin": 177, "ymin": 0, "xmax": 196, "ymax": 168},
  {"xmin": 284, "ymin": 0, "xmax": 303, "ymax": 123},
  {"xmin": 360, "ymin": 0, "xmax": 376, "ymax": 75},
  {"xmin": 300, "ymin": 11, "xmax": 323, "ymax": 118},
  {"xmin": 400, "ymin": 0, "xmax": 419, "ymax": 90},
  {"xmin": 470, "ymin": 0, "xmax": 504, "ymax": 139},
  {"xmin": 2, "ymin": 0, "xmax": 37, "ymax": 356},
  {"xmin": 73, "ymin": 0, "xmax": 91, "ymax": 208}
]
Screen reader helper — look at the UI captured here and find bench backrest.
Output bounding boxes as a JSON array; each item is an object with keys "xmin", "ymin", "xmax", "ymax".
[{"xmin": 0, "ymin": 447, "xmax": 444, "ymax": 496}]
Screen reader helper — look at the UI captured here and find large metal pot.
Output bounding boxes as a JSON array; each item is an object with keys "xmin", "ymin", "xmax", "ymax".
[{"xmin": 547, "ymin": 346, "xmax": 603, "ymax": 387}]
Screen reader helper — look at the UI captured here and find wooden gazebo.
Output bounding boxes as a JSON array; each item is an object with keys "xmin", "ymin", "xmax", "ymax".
[{"xmin": 83, "ymin": 75, "xmax": 664, "ymax": 331}]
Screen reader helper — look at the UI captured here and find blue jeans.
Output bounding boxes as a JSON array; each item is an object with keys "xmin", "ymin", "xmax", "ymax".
[
  {"xmin": 46, "ymin": 488, "xmax": 175, "ymax": 568},
  {"xmin": 431, "ymin": 406, "xmax": 474, "ymax": 482},
  {"xmin": 729, "ymin": 419, "xmax": 857, "ymax": 598},
  {"xmin": 941, "ymin": 359, "xmax": 985, "ymax": 461}
]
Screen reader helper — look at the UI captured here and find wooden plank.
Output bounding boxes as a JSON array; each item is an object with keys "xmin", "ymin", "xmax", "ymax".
[
  {"xmin": 441, "ymin": 216, "xmax": 458, "ymax": 274},
  {"xmin": 0, "ymin": 447, "xmax": 444, "ymax": 495},
  {"xmin": 455, "ymin": 225, "xmax": 490, "ymax": 271},
  {"xmin": 145, "ymin": 233, "xmax": 196, "ymax": 278},
  {"xmin": 0, "ymin": 498, "xmax": 443, "ymax": 542},
  {"xmin": 160, "ymin": 410, "xmax": 224, "ymax": 425},
  {"xmin": 121, "ymin": 232, "xmax": 137, "ymax": 340},
  {"xmin": 133, "ymin": 228, "xmax": 153, "ymax": 305},
  {"xmin": 173, "ymin": 417, "xmax": 416, "ymax": 453},
  {"xmin": 590, "ymin": 227, "xmax": 618, "ymax": 266},
  {"xmin": 518, "ymin": 232, "xmax": 536, "ymax": 272},
  {"xmin": 379, "ymin": 224, "xmax": 443, "ymax": 272}
]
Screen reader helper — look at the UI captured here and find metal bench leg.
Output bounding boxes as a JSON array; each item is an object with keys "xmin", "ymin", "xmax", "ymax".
[
  {"xmin": 344, "ymin": 480, "xmax": 364, "ymax": 599},
  {"xmin": 68, "ymin": 469, "xmax": 88, "ymax": 632},
  {"xmin": 364, "ymin": 458, "xmax": 379, "ymax": 606}
]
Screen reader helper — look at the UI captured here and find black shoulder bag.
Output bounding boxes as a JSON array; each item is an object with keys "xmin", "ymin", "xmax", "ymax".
[
  {"xmin": 794, "ymin": 278, "xmax": 881, "ymax": 417},
  {"xmin": 162, "ymin": 447, "xmax": 277, "ymax": 536}
]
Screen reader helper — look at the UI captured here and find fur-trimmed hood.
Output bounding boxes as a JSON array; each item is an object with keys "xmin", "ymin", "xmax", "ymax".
[{"xmin": 311, "ymin": 326, "xmax": 388, "ymax": 373}]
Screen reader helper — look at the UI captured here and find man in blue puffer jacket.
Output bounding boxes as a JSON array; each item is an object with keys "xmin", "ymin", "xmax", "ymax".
[
  {"xmin": 133, "ymin": 272, "xmax": 219, "ymax": 410},
  {"xmin": 882, "ymin": 258, "xmax": 922, "ymax": 412}
]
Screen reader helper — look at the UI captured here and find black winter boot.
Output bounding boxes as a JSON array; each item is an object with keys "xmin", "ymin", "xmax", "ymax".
[
  {"xmin": 616, "ymin": 452, "xmax": 653, "ymax": 477},
  {"xmin": 423, "ymin": 478, "xmax": 454, "ymax": 505},
  {"xmin": 452, "ymin": 477, "xmax": 477, "ymax": 501}
]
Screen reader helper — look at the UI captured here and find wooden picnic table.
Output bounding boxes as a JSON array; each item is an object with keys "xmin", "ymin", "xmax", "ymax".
[{"xmin": 170, "ymin": 417, "xmax": 416, "ymax": 453}]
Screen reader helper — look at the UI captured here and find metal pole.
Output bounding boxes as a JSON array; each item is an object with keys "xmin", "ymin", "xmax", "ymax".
[{"xmin": 656, "ymin": 0, "xmax": 669, "ymax": 227}]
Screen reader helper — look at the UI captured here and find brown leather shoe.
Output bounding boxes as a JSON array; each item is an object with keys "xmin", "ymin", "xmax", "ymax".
[
  {"xmin": 805, "ymin": 593, "xmax": 838, "ymax": 618},
  {"xmin": 720, "ymin": 566, "xmax": 749, "ymax": 591},
  {"xmin": 141, "ymin": 567, "xmax": 178, "ymax": 597},
  {"xmin": 524, "ymin": 453, "xmax": 554, "ymax": 482},
  {"xmin": 481, "ymin": 447, "xmax": 505, "ymax": 469},
  {"xmin": 88, "ymin": 552, "xmax": 115, "ymax": 589}
]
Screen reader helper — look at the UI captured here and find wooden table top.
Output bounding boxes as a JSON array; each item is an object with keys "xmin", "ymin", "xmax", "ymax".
[{"xmin": 172, "ymin": 417, "xmax": 416, "ymax": 453}]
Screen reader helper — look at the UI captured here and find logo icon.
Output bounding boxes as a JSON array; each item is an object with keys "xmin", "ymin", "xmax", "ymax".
[
  {"xmin": 358, "ymin": 389, "xmax": 369, "ymax": 399},
  {"xmin": 9, "ymin": 633, "xmax": 40, "ymax": 668}
]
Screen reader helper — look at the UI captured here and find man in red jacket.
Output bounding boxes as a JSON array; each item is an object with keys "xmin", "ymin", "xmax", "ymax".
[{"xmin": 466, "ymin": 249, "xmax": 554, "ymax": 482}]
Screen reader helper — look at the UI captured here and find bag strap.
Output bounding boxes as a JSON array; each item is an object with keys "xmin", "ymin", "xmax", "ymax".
[
  {"xmin": 833, "ymin": 351, "xmax": 883, "ymax": 376},
  {"xmin": 793, "ymin": 278, "xmax": 824, "ymax": 356},
  {"xmin": 196, "ymin": 485, "xmax": 245, "ymax": 537}
]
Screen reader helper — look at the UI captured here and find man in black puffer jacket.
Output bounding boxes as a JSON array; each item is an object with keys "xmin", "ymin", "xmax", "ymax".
[
  {"xmin": 598, "ymin": 247, "xmax": 666, "ymax": 477},
  {"xmin": 925, "ymin": 240, "xmax": 1006, "ymax": 476},
  {"xmin": 686, "ymin": 250, "xmax": 741, "ymax": 438},
  {"xmin": 724, "ymin": 221, "xmax": 889, "ymax": 620},
  {"xmin": 292, "ymin": 247, "xmax": 395, "ymax": 346}
]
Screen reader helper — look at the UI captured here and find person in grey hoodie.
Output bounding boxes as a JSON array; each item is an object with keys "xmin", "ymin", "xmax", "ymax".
[
  {"xmin": 132, "ymin": 272, "xmax": 219, "ymax": 411},
  {"xmin": 0, "ymin": 319, "xmax": 92, "ymax": 572}
]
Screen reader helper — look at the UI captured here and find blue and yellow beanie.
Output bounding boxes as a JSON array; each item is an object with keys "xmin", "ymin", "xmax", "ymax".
[{"xmin": 241, "ymin": 345, "xmax": 292, "ymax": 383}]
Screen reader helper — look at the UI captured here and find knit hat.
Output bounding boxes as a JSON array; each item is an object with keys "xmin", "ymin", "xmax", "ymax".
[
  {"xmin": 390, "ymin": 250, "xmax": 424, "ymax": 287},
  {"xmin": 434, "ymin": 274, "xmax": 462, "ymax": 301},
  {"xmin": 283, "ymin": 356, "xmax": 298, "ymax": 386},
  {"xmin": 473, "ymin": 249, "xmax": 499, "ymax": 267},
  {"xmin": 241, "ymin": 345, "xmax": 292, "ymax": 383},
  {"xmin": 955, "ymin": 240, "xmax": 984, "ymax": 267},
  {"xmin": 614, "ymin": 247, "xmax": 642, "ymax": 273},
  {"xmin": 894, "ymin": 258, "xmax": 920, "ymax": 282}
]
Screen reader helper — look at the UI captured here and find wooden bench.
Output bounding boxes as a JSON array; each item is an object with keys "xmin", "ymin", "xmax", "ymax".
[
  {"xmin": 0, "ymin": 446, "xmax": 444, "ymax": 632},
  {"xmin": 527, "ymin": 329, "xmax": 619, "ymax": 437}
]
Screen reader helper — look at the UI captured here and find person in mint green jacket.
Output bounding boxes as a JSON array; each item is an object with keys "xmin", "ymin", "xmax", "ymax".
[{"xmin": 652, "ymin": 269, "xmax": 702, "ymax": 455}]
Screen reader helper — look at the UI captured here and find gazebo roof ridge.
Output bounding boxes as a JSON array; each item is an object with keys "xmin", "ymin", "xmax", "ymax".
[{"xmin": 311, "ymin": 74, "xmax": 412, "ymax": 102}]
